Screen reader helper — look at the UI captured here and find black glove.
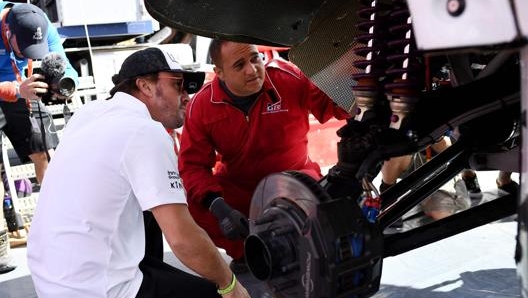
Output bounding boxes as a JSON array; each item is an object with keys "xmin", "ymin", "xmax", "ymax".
[{"xmin": 209, "ymin": 197, "xmax": 249, "ymax": 240}]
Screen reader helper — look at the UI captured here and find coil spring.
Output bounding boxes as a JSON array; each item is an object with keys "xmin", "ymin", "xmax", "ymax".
[
  {"xmin": 352, "ymin": 0, "xmax": 389, "ymax": 87},
  {"xmin": 384, "ymin": 0, "xmax": 424, "ymax": 131},
  {"xmin": 351, "ymin": 0, "xmax": 391, "ymax": 121}
]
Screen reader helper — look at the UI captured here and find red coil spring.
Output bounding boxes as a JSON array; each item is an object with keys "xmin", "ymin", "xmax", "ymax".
[
  {"xmin": 352, "ymin": 0, "xmax": 390, "ymax": 94},
  {"xmin": 384, "ymin": 0, "xmax": 424, "ymax": 100}
]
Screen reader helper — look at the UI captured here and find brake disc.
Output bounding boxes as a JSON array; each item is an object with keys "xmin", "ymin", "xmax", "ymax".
[
  {"xmin": 246, "ymin": 171, "xmax": 383, "ymax": 298},
  {"xmin": 249, "ymin": 171, "xmax": 328, "ymax": 222}
]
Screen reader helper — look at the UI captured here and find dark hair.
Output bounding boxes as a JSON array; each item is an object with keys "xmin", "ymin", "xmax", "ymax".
[
  {"xmin": 208, "ymin": 39, "xmax": 229, "ymax": 67},
  {"xmin": 106, "ymin": 73, "xmax": 158, "ymax": 99}
]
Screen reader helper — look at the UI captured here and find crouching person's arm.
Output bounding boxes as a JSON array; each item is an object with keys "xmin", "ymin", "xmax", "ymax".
[{"xmin": 152, "ymin": 204, "xmax": 250, "ymax": 298}]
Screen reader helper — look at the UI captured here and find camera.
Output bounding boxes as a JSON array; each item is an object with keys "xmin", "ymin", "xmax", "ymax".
[
  {"xmin": 33, "ymin": 67, "xmax": 76, "ymax": 103},
  {"xmin": 28, "ymin": 52, "xmax": 76, "ymax": 103}
]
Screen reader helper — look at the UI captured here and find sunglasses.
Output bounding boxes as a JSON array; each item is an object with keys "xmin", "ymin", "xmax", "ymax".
[{"xmin": 157, "ymin": 75, "xmax": 185, "ymax": 92}]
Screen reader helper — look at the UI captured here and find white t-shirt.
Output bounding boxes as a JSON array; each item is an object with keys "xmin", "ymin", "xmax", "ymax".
[{"xmin": 27, "ymin": 92, "xmax": 186, "ymax": 298}]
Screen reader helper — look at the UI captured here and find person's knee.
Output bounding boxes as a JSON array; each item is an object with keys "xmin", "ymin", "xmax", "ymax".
[
  {"xmin": 381, "ymin": 155, "xmax": 412, "ymax": 184},
  {"xmin": 425, "ymin": 210, "xmax": 453, "ymax": 220},
  {"xmin": 497, "ymin": 171, "xmax": 513, "ymax": 185},
  {"xmin": 29, "ymin": 152, "xmax": 49, "ymax": 165}
]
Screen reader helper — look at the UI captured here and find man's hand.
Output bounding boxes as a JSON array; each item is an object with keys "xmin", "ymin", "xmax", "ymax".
[
  {"xmin": 222, "ymin": 276, "xmax": 251, "ymax": 298},
  {"xmin": 19, "ymin": 74, "xmax": 48, "ymax": 100},
  {"xmin": 209, "ymin": 197, "xmax": 249, "ymax": 240},
  {"xmin": 50, "ymin": 91, "xmax": 73, "ymax": 102}
]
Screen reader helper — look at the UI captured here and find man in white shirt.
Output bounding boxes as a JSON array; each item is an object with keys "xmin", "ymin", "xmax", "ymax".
[{"xmin": 27, "ymin": 47, "xmax": 250, "ymax": 298}]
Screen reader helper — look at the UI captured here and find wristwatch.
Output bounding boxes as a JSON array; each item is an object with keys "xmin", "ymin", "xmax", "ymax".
[{"xmin": 14, "ymin": 81, "xmax": 20, "ymax": 98}]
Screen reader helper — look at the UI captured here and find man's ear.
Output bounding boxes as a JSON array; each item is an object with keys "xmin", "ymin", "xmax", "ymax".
[
  {"xmin": 213, "ymin": 66, "xmax": 224, "ymax": 81},
  {"xmin": 136, "ymin": 77, "xmax": 153, "ymax": 97}
]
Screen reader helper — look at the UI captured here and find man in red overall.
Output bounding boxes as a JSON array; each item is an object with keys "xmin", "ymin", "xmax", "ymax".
[{"xmin": 179, "ymin": 40, "xmax": 350, "ymax": 273}]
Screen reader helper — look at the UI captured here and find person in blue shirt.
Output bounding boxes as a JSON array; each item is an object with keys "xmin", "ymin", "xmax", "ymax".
[{"xmin": 0, "ymin": 2, "xmax": 78, "ymax": 184}]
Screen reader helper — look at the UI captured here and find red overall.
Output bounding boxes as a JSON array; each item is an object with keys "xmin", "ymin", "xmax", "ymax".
[{"xmin": 179, "ymin": 59, "xmax": 350, "ymax": 259}]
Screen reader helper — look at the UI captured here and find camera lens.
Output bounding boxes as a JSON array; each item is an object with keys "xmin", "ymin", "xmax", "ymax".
[{"xmin": 58, "ymin": 77, "xmax": 76, "ymax": 97}]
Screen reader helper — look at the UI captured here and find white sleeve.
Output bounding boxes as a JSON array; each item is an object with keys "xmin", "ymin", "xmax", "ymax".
[{"xmin": 122, "ymin": 123, "xmax": 187, "ymax": 211}]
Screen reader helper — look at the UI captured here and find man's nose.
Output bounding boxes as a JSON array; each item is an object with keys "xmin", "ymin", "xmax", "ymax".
[
  {"xmin": 245, "ymin": 63, "xmax": 258, "ymax": 74},
  {"xmin": 181, "ymin": 93, "xmax": 191, "ymax": 105}
]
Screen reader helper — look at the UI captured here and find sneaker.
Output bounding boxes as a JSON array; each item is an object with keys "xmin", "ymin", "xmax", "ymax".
[
  {"xmin": 229, "ymin": 258, "xmax": 249, "ymax": 274},
  {"xmin": 0, "ymin": 230, "xmax": 16, "ymax": 274},
  {"xmin": 0, "ymin": 264, "xmax": 16, "ymax": 274},
  {"xmin": 497, "ymin": 180, "xmax": 519, "ymax": 198},
  {"xmin": 462, "ymin": 172, "xmax": 481, "ymax": 193},
  {"xmin": 388, "ymin": 217, "xmax": 403, "ymax": 229}
]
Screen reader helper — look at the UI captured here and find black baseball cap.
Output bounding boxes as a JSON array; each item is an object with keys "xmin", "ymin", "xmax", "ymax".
[
  {"xmin": 7, "ymin": 4, "xmax": 49, "ymax": 59},
  {"xmin": 117, "ymin": 47, "xmax": 205, "ymax": 94}
]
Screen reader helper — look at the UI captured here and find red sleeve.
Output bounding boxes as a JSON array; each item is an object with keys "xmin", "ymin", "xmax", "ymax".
[
  {"xmin": 178, "ymin": 92, "xmax": 223, "ymax": 206},
  {"xmin": 0, "ymin": 81, "xmax": 19, "ymax": 102},
  {"xmin": 271, "ymin": 59, "xmax": 350, "ymax": 123}
]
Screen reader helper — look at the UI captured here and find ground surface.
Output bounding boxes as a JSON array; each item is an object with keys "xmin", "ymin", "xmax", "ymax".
[{"xmin": 0, "ymin": 171, "xmax": 522, "ymax": 298}]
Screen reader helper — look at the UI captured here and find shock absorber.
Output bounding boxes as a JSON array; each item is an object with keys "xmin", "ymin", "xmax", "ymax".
[
  {"xmin": 351, "ymin": 0, "xmax": 390, "ymax": 122},
  {"xmin": 384, "ymin": 0, "xmax": 424, "ymax": 137},
  {"xmin": 320, "ymin": 0, "xmax": 394, "ymax": 198}
]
